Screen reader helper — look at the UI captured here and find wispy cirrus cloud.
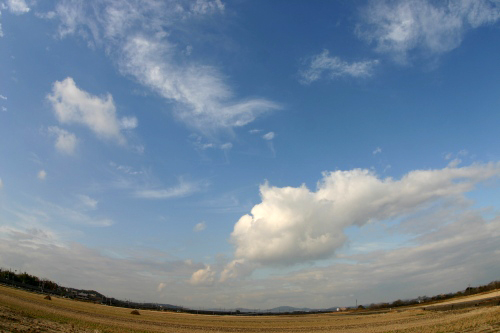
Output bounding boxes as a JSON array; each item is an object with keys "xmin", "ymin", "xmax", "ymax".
[
  {"xmin": 106, "ymin": 162, "xmax": 206, "ymax": 201},
  {"xmin": 38, "ymin": 198, "xmax": 113, "ymax": 227},
  {"xmin": 120, "ymin": 35, "xmax": 280, "ymax": 133},
  {"xmin": 356, "ymin": 0, "xmax": 500, "ymax": 63},
  {"xmin": 299, "ymin": 50, "xmax": 379, "ymax": 84},
  {"xmin": 190, "ymin": 0, "xmax": 225, "ymax": 15},
  {"xmin": 46, "ymin": 0, "xmax": 280, "ymax": 134},
  {"xmin": 77, "ymin": 194, "xmax": 98, "ymax": 210},
  {"xmin": 135, "ymin": 178, "xmax": 207, "ymax": 199},
  {"xmin": 2, "ymin": 196, "xmax": 113, "ymax": 229}
]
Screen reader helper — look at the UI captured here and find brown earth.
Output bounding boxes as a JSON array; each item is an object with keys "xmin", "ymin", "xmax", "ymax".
[{"xmin": 0, "ymin": 285, "xmax": 499, "ymax": 333}]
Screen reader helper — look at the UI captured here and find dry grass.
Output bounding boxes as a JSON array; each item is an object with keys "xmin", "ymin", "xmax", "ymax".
[
  {"xmin": 0, "ymin": 285, "xmax": 499, "ymax": 332},
  {"xmin": 416, "ymin": 290, "xmax": 500, "ymax": 307}
]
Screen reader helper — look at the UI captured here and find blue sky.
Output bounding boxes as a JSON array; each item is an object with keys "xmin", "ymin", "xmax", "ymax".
[{"xmin": 1, "ymin": 0, "xmax": 499, "ymax": 309}]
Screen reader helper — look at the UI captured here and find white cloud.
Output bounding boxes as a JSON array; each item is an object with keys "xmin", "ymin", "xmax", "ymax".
[
  {"xmin": 299, "ymin": 50, "xmax": 379, "ymax": 84},
  {"xmin": 135, "ymin": 178, "xmax": 206, "ymax": 199},
  {"xmin": 51, "ymin": 2, "xmax": 82, "ymax": 39},
  {"xmin": 0, "ymin": 178, "xmax": 3, "ymax": 188},
  {"xmin": 6, "ymin": 0, "xmax": 30, "ymax": 14},
  {"xmin": 78, "ymin": 194, "xmax": 98, "ymax": 210},
  {"xmin": 120, "ymin": 116, "xmax": 138, "ymax": 130},
  {"xmin": 47, "ymin": 77, "xmax": 136, "ymax": 144},
  {"xmin": 190, "ymin": 264, "xmax": 215, "ymax": 286},
  {"xmin": 193, "ymin": 221, "xmax": 206, "ymax": 232},
  {"xmin": 262, "ymin": 132, "xmax": 275, "ymax": 140},
  {"xmin": 157, "ymin": 282, "xmax": 166, "ymax": 292},
  {"xmin": 373, "ymin": 147, "xmax": 382, "ymax": 155},
  {"xmin": 229, "ymin": 163, "xmax": 500, "ymax": 267},
  {"xmin": 49, "ymin": 1, "xmax": 280, "ymax": 133},
  {"xmin": 109, "ymin": 162, "xmax": 144, "ymax": 176},
  {"xmin": 274, "ymin": 213, "xmax": 500, "ymax": 306},
  {"xmin": 35, "ymin": 11, "xmax": 56, "ymax": 20},
  {"xmin": 37, "ymin": 170, "xmax": 47, "ymax": 181},
  {"xmin": 249, "ymin": 129, "xmax": 261, "ymax": 134},
  {"xmin": 132, "ymin": 144, "xmax": 145, "ymax": 154},
  {"xmin": 219, "ymin": 258, "xmax": 256, "ymax": 282},
  {"xmin": 447, "ymin": 158, "xmax": 462, "ymax": 168},
  {"xmin": 190, "ymin": 136, "xmax": 236, "ymax": 152},
  {"xmin": 189, "ymin": 135, "xmax": 216, "ymax": 150},
  {"xmin": 244, "ymin": 215, "xmax": 500, "ymax": 309},
  {"xmin": 1, "ymin": 107, "xmax": 6, "ymax": 112},
  {"xmin": 190, "ymin": 0, "xmax": 224, "ymax": 15},
  {"xmin": 220, "ymin": 142, "xmax": 232, "ymax": 150},
  {"xmin": 357, "ymin": 0, "xmax": 500, "ymax": 63},
  {"xmin": 48, "ymin": 126, "xmax": 77, "ymax": 155},
  {"xmin": 444, "ymin": 149, "xmax": 469, "ymax": 162},
  {"xmin": 0, "ymin": 94, "xmax": 6, "ymax": 100},
  {"xmin": 0, "ymin": 226, "xmax": 60, "ymax": 248}
]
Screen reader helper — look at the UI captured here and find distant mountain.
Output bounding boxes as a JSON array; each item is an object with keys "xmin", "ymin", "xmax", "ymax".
[
  {"xmin": 266, "ymin": 306, "xmax": 315, "ymax": 313},
  {"xmin": 156, "ymin": 303, "xmax": 183, "ymax": 310},
  {"xmin": 229, "ymin": 306, "xmax": 327, "ymax": 313}
]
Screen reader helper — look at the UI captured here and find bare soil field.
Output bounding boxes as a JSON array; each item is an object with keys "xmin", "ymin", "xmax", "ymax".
[{"xmin": 0, "ymin": 285, "xmax": 499, "ymax": 333}]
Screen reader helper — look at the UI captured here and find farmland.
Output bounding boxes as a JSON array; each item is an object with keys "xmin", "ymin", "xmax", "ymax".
[{"xmin": 0, "ymin": 285, "xmax": 499, "ymax": 333}]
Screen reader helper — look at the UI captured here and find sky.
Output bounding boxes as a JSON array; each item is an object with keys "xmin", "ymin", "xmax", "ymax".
[{"xmin": 0, "ymin": 0, "xmax": 500, "ymax": 310}]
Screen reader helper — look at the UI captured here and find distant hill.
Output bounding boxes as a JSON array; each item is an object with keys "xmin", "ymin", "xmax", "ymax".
[
  {"xmin": 150, "ymin": 303, "xmax": 182, "ymax": 310},
  {"xmin": 230, "ymin": 306, "xmax": 327, "ymax": 313},
  {"xmin": 266, "ymin": 306, "xmax": 315, "ymax": 313}
]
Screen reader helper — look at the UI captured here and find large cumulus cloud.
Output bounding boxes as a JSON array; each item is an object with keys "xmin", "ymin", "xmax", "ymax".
[{"xmin": 229, "ymin": 163, "xmax": 500, "ymax": 267}]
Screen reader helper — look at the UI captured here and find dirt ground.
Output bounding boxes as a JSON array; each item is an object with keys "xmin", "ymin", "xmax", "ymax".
[{"xmin": 1, "ymin": 285, "xmax": 499, "ymax": 333}]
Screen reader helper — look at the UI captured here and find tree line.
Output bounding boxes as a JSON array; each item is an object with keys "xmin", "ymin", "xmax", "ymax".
[{"xmin": 0, "ymin": 268, "xmax": 59, "ymax": 291}]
